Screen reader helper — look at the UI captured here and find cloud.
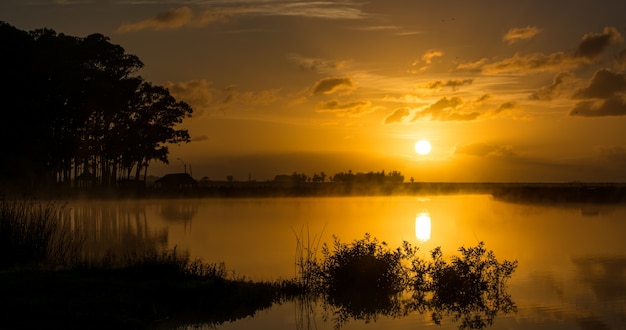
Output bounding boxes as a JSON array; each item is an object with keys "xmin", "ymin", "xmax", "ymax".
[
  {"xmin": 574, "ymin": 27, "xmax": 623, "ymax": 59},
  {"xmin": 503, "ymin": 26, "xmax": 542, "ymax": 44},
  {"xmin": 117, "ymin": 7, "xmax": 196, "ymax": 32},
  {"xmin": 117, "ymin": 2, "xmax": 367, "ymax": 32},
  {"xmin": 411, "ymin": 97, "xmax": 480, "ymax": 121},
  {"xmin": 570, "ymin": 96, "xmax": 626, "ymax": 117},
  {"xmin": 571, "ymin": 69, "xmax": 626, "ymax": 99},
  {"xmin": 493, "ymin": 101, "xmax": 516, "ymax": 114},
  {"xmin": 165, "ymin": 79, "xmax": 279, "ymax": 115},
  {"xmin": 421, "ymin": 79, "xmax": 473, "ymax": 90},
  {"xmin": 316, "ymin": 99, "xmax": 373, "ymax": 117},
  {"xmin": 311, "ymin": 77, "xmax": 354, "ymax": 95},
  {"xmin": 475, "ymin": 94, "xmax": 492, "ymax": 104},
  {"xmin": 165, "ymin": 79, "xmax": 216, "ymax": 115},
  {"xmin": 454, "ymin": 142, "xmax": 515, "ymax": 158},
  {"xmin": 411, "ymin": 49, "xmax": 443, "ymax": 73},
  {"xmin": 455, "ymin": 58, "xmax": 488, "ymax": 72},
  {"xmin": 287, "ymin": 54, "xmax": 347, "ymax": 72},
  {"xmin": 529, "ymin": 72, "xmax": 577, "ymax": 101},
  {"xmin": 462, "ymin": 27, "xmax": 623, "ymax": 74},
  {"xmin": 615, "ymin": 49, "xmax": 626, "ymax": 70},
  {"xmin": 569, "ymin": 69, "xmax": 626, "ymax": 117},
  {"xmin": 251, "ymin": 2, "xmax": 367, "ymax": 20},
  {"xmin": 383, "ymin": 107, "xmax": 410, "ymax": 124}
]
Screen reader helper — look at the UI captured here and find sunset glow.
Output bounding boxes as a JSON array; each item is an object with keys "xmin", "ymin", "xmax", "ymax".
[
  {"xmin": 415, "ymin": 140, "xmax": 432, "ymax": 155},
  {"xmin": 415, "ymin": 212, "xmax": 432, "ymax": 242},
  {"xmin": 2, "ymin": 1, "xmax": 626, "ymax": 182}
]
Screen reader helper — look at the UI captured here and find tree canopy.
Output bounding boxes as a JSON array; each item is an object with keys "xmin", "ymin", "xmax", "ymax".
[{"xmin": 0, "ymin": 21, "xmax": 192, "ymax": 191}]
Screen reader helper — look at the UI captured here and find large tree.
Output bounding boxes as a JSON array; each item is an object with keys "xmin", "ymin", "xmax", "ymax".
[{"xmin": 0, "ymin": 21, "xmax": 192, "ymax": 191}]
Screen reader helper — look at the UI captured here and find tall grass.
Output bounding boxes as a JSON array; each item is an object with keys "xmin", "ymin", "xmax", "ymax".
[
  {"xmin": 0, "ymin": 199, "xmax": 228, "ymax": 279},
  {"xmin": 292, "ymin": 224, "xmax": 325, "ymax": 290},
  {"xmin": 0, "ymin": 199, "xmax": 83, "ymax": 269}
]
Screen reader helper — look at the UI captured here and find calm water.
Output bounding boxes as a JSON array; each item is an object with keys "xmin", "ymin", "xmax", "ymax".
[{"xmin": 69, "ymin": 195, "xmax": 626, "ymax": 329}]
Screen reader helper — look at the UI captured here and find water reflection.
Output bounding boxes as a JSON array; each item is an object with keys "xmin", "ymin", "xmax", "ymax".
[
  {"xmin": 415, "ymin": 212, "xmax": 431, "ymax": 242},
  {"xmin": 63, "ymin": 196, "xmax": 626, "ymax": 329},
  {"xmin": 69, "ymin": 202, "xmax": 169, "ymax": 264},
  {"xmin": 573, "ymin": 257, "xmax": 626, "ymax": 302}
]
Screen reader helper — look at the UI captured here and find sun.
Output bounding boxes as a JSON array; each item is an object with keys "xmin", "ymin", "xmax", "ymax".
[{"xmin": 414, "ymin": 140, "xmax": 432, "ymax": 155}]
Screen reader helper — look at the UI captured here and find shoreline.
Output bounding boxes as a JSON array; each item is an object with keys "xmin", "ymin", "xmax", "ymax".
[{"xmin": 7, "ymin": 182, "xmax": 626, "ymax": 204}]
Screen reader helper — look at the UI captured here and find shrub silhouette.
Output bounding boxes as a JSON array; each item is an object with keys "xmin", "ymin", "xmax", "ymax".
[{"xmin": 303, "ymin": 234, "xmax": 517, "ymax": 329}]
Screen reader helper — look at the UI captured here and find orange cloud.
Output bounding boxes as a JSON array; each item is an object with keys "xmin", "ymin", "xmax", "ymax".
[
  {"xmin": 311, "ymin": 77, "xmax": 355, "ymax": 95},
  {"xmin": 421, "ymin": 79, "xmax": 473, "ymax": 90},
  {"xmin": 383, "ymin": 107, "xmax": 410, "ymax": 124},
  {"xmin": 503, "ymin": 26, "xmax": 542, "ymax": 44},
  {"xmin": 316, "ymin": 99, "xmax": 373, "ymax": 116},
  {"xmin": 287, "ymin": 54, "xmax": 347, "ymax": 72},
  {"xmin": 411, "ymin": 49, "xmax": 443, "ymax": 73},
  {"xmin": 117, "ymin": 7, "xmax": 195, "ymax": 33},
  {"xmin": 459, "ymin": 27, "xmax": 623, "ymax": 74},
  {"xmin": 529, "ymin": 72, "xmax": 577, "ymax": 101},
  {"xmin": 412, "ymin": 97, "xmax": 480, "ymax": 121},
  {"xmin": 454, "ymin": 142, "xmax": 515, "ymax": 158}
]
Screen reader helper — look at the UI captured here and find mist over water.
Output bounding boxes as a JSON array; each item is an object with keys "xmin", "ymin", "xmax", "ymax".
[{"xmin": 68, "ymin": 195, "xmax": 626, "ymax": 329}]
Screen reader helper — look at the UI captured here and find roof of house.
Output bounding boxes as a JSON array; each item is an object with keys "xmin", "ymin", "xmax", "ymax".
[{"xmin": 154, "ymin": 173, "xmax": 198, "ymax": 185}]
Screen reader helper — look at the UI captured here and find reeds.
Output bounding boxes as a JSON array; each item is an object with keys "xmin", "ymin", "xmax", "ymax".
[
  {"xmin": 0, "ymin": 198, "xmax": 227, "ymax": 279},
  {"xmin": 292, "ymin": 224, "xmax": 325, "ymax": 290},
  {"xmin": 0, "ymin": 199, "xmax": 82, "ymax": 269}
]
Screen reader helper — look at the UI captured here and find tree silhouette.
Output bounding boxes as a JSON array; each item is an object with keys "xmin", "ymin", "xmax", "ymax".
[{"xmin": 0, "ymin": 22, "xmax": 192, "ymax": 190}]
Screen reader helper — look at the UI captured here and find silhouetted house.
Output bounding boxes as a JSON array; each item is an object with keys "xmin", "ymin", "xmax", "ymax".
[
  {"xmin": 154, "ymin": 173, "xmax": 198, "ymax": 190},
  {"xmin": 272, "ymin": 174, "xmax": 295, "ymax": 188}
]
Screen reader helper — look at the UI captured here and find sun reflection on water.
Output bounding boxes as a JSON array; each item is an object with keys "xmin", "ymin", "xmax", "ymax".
[{"xmin": 415, "ymin": 212, "xmax": 431, "ymax": 242}]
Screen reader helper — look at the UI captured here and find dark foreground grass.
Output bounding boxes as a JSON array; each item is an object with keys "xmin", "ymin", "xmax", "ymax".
[
  {"xmin": 0, "ymin": 268, "xmax": 299, "ymax": 329},
  {"xmin": 0, "ymin": 199, "xmax": 303, "ymax": 329}
]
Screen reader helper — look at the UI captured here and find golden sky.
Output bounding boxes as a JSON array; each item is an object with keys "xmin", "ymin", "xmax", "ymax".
[{"xmin": 3, "ymin": 0, "xmax": 626, "ymax": 182}]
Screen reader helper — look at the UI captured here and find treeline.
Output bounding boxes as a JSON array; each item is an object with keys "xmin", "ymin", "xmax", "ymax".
[
  {"xmin": 0, "ymin": 22, "xmax": 192, "ymax": 191},
  {"xmin": 272, "ymin": 170, "xmax": 404, "ymax": 185}
]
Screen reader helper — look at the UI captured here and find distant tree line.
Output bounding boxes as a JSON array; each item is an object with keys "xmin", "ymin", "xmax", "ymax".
[
  {"xmin": 0, "ymin": 22, "xmax": 192, "ymax": 190},
  {"xmin": 273, "ymin": 170, "xmax": 405, "ymax": 185}
]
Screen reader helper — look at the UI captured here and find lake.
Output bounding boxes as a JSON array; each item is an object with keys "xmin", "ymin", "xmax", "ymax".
[{"xmin": 68, "ymin": 195, "xmax": 626, "ymax": 329}]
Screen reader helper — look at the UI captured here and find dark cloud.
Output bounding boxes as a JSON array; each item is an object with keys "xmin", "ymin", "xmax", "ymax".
[
  {"xmin": 475, "ymin": 94, "xmax": 492, "ymax": 103},
  {"xmin": 117, "ymin": 2, "xmax": 367, "ymax": 32},
  {"xmin": 287, "ymin": 54, "xmax": 346, "ymax": 72},
  {"xmin": 383, "ymin": 107, "xmax": 410, "ymax": 124},
  {"xmin": 569, "ymin": 69, "xmax": 626, "ymax": 117},
  {"xmin": 311, "ymin": 77, "xmax": 354, "ymax": 95},
  {"xmin": 574, "ymin": 27, "xmax": 623, "ymax": 60},
  {"xmin": 570, "ymin": 96, "xmax": 626, "ymax": 117},
  {"xmin": 462, "ymin": 27, "xmax": 623, "ymax": 74},
  {"xmin": 615, "ymin": 49, "xmax": 626, "ymax": 70},
  {"xmin": 412, "ymin": 97, "xmax": 479, "ymax": 121},
  {"xmin": 117, "ymin": 7, "xmax": 195, "ymax": 33},
  {"xmin": 572, "ymin": 69, "xmax": 626, "ymax": 99},
  {"xmin": 166, "ymin": 79, "xmax": 278, "ymax": 115},
  {"xmin": 493, "ymin": 101, "xmax": 516, "ymax": 114},
  {"xmin": 316, "ymin": 99, "xmax": 373, "ymax": 116},
  {"xmin": 422, "ymin": 79, "xmax": 473, "ymax": 90},
  {"xmin": 529, "ymin": 72, "xmax": 576, "ymax": 101},
  {"xmin": 454, "ymin": 142, "xmax": 515, "ymax": 158}
]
